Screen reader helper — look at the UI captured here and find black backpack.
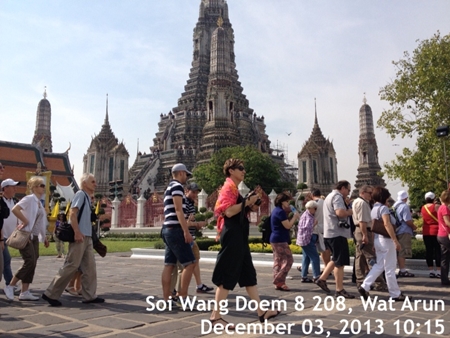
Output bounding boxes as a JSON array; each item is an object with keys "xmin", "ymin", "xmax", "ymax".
[
  {"xmin": 390, "ymin": 206, "xmax": 402, "ymax": 230},
  {"xmin": 261, "ymin": 215, "xmax": 272, "ymax": 247}
]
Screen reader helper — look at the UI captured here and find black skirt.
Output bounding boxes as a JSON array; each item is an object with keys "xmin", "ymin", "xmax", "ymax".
[{"xmin": 212, "ymin": 195, "xmax": 257, "ymax": 290}]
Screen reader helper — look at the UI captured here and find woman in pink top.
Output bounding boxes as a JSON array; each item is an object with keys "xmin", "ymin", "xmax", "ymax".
[{"xmin": 437, "ymin": 190, "xmax": 450, "ymax": 286}]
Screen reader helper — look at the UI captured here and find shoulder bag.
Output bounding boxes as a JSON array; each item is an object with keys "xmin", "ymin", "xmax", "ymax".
[
  {"xmin": 6, "ymin": 201, "xmax": 40, "ymax": 250},
  {"xmin": 6, "ymin": 228, "xmax": 31, "ymax": 250},
  {"xmin": 56, "ymin": 194, "xmax": 87, "ymax": 242},
  {"xmin": 371, "ymin": 206, "xmax": 390, "ymax": 238}
]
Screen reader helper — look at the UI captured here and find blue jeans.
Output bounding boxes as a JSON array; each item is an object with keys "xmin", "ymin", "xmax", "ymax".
[
  {"xmin": 301, "ymin": 234, "xmax": 321, "ymax": 278},
  {"xmin": 162, "ymin": 227, "xmax": 195, "ymax": 267},
  {"xmin": 2, "ymin": 240, "xmax": 13, "ymax": 285}
]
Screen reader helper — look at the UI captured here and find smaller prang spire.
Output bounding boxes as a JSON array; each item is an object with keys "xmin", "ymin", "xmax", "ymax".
[
  {"xmin": 352, "ymin": 94, "xmax": 386, "ymax": 197},
  {"xmin": 32, "ymin": 86, "xmax": 52, "ymax": 152}
]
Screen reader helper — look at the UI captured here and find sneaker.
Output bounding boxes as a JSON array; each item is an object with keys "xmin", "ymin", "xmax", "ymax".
[
  {"xmin": 4, "ymin": 285, "xmax": 15, "ymax": 301},
  {"xmin": 42, "ymin": 293, "xmax": 62, "ymax": 307},
  {"xmin": 335, "ymin": 289, "xmax": 355, "ymax": 299},
  {"xmin": 357, "ymin": 286, "xmax": 370, "ymax": 300},
  {"xmin": 429, "ymin": 272, "xmax": 436, "ymax": 278},
  {"xmin": 397, "ymin": 270, "xmax": 415, "ymax": 278},
  {"xmin": 14, "ymin": 285, "xmax": 21, "ymax": 295},
  {"xmin": 82, "ymin": 297, "xmax": 105, "ymax": 304},
  {"xmin": 196, "ymin": 284, "xmax": 214, "ymax": 293},
  {"xmin": 19, "ymin": 291, "xmax": 40, "ymax": 301},
  {"xmin": 301, "ymin": 277, "xmax": 314, "ymax": 283},
  {"xmin": 315, "ymin": 279, "xmax": 330, "ymax": 294},
  {"xmin": 392, "ymin": 293, "xmax": 408, "ymax": 302}
]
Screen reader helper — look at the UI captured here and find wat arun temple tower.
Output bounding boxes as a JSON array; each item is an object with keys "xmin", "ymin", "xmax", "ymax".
[
  {"xmin": 352, "ymin": 96, "xmax": 386, "ymax": 197},
  {"xmin": 129, "ymin": 0, "xmax": 275, "ymax": 194}
]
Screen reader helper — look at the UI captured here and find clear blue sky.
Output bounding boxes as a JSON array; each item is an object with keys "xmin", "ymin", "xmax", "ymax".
[{"xmin": 1, "ymin": 0, "xmax": 449, "ymax": 196}]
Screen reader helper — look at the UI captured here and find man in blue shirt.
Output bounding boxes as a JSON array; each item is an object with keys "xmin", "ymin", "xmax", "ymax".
[
  {"xmin": 43, "ymin": 173, "xmax": 104, "ymax": 306},
  {"xmin": 394, "ymin": 190, "xmax": 417, "ymax": 277}
]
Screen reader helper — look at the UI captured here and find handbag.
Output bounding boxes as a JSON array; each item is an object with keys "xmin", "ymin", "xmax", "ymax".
[
  {"xmin": 92, "ymin": 225, "xmax": 107, "ymax": 257},
  {"xmin": 6, "ymin": 229, "xmax": 31, "ymax": 250},
  {"xmin": 371, "ymin": 206, "xmax": 390, "ymax": 238},
  {"xmin": 93, "ymin": 239, "xmax": 107, "ymax": 257}
]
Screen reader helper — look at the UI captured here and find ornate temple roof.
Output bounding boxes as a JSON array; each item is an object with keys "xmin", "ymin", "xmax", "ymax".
[
  {"xmin": 0, "ymin": 140, "xmax": 78, "ymax": 198},
  {"xmin": 298, "ymin": 103, "xmax": 335, "ymax": 157}
]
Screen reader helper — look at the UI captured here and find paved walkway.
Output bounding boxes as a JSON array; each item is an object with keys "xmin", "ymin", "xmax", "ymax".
[{"xmin": 1, "ymin": 251, "xmax": 449, "ymax": 338}]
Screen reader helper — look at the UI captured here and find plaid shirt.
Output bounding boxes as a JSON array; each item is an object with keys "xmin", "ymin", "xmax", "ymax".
[{"xmin": 296, "ymin": 210, "xmax": 315, "ymax": 246}]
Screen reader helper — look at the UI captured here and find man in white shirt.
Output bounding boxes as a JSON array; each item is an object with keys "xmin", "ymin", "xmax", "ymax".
[
  {"xmin": 315, "ymin": 181, "xmax": 354, "ymax": 299},
  {"xmin": 1, "ymin": 178, "xmax": 19, "ymax": 288}
]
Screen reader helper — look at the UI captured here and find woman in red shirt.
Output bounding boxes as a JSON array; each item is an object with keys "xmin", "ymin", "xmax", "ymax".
[
  {"xmin": 421, "ymin": 192, "xmax": 441, "ymax": 278},
  {"xmin": 437, "ymin": 190, "xmax": 450, "ymax": 286}
]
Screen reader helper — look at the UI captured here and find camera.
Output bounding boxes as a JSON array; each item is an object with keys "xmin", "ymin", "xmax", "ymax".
[{"xmin": 338, "ymin": 220, "xmax": 350, "ymax": 229}]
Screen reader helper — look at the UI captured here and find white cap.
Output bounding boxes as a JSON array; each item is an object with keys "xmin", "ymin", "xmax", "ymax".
[
  {"xmin": 171, "ymin": 163, "xmax": 192, "ymax": 176},
  {"xmin": 1, "ymin": 178, "xmax": 19, "ymax": 189},
  {"xmin": 397, "ymin": 190, "xmax": 408, "ymax": 201},
  {"xmin": 425, "ymin": 192, "xmax": 435, "ymax": 200}
]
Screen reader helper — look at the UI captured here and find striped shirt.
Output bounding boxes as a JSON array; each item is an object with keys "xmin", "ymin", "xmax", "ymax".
[
  {"xmin": 163, "ymin": 180, "xmax": 186, "ymax": 228},
  {"xmin": 185, "ymin": 197, "xmax": 196, "ymax": 237}
]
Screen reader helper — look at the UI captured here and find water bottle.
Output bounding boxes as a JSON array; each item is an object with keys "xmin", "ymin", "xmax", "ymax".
[{"xmin": 290, "ymin": 205, "xmax": 298, "ymax": 214}]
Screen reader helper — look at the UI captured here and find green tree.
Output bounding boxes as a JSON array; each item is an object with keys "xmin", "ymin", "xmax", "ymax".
[
  {"xmin": 378, "ymin": 32, "xmax": 450, "ymax": 200},
  {"xmin": 193, "ymin": 145, "xmax": 294, "ymax": 193}
]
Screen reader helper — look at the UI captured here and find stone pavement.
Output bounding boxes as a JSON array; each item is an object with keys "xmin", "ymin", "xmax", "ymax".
[{"xmin": 1, "ymin": 251, "xmax": 449, "ymax": 338}]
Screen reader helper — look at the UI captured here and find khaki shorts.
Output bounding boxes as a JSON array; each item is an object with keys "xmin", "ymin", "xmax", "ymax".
[
  {"xmin": 397, "ymin": 233, "xmax": 412, "ymax": 258},
  {"xmin": 192, "ymin": 241, "xmax": 200, "ymax": 261}
]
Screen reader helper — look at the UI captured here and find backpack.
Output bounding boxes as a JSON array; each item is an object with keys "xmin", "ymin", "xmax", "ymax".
[
  {"xmin": 390, "ymin": 207, "xmax": 402, "ymax": 230},
  {"xmin": 261, "ymin": 215, "xmax": 272, "ymax": 247}
]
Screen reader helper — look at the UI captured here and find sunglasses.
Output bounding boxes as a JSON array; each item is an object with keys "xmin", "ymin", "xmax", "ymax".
[
  {"xmin": 38, "ymin": 184, "xmax": 46, "ymax": 188},
  {"xmin": 233, "ymin": 165, "xmax": 245, "ymax": 171}
]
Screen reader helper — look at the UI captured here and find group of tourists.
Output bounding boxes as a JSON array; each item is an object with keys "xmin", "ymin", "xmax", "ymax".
[
  {"xmin": 0, "ymin": 164, "xmax": 103, "ymax": 305},
  {"xmin": 2, "ymin": 158, "xmax": 450, "ymax": 333}
]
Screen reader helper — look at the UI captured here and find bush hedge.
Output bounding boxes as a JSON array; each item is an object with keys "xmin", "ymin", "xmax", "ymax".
[
  {"xmin": 150, "ymin": 235, "xmax": 427, "ymax": 260},
  {"xmin": 105, "ymin": 232, "xmax": 161, "ymax": 240}
]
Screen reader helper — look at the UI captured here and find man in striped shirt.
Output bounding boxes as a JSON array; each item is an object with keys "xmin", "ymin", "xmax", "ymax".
[{"xmin": 161, "ymin": 163, "xmax": 195, "ymax": 302}]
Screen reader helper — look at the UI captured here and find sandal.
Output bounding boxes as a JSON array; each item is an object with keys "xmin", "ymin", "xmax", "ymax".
[
  {"xmin": 397, "ymin": 270, "xmax": 415, "ymax": 278},
  {"xmin": 259, "ymin": 310, "xmax": 281, "ymax": 323},
  {"xmin": 210, "ymin": 318, "xmax": 235, "ymax": 330},
  {"xmin": 275, "ymin": 284, "xmax": 290, "ymax": 291},
  {"xmin": 65, "ymin": 287, "xmax": 81, "ymax": 297}
]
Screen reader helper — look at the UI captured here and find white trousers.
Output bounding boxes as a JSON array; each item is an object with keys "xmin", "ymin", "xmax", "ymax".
[{"xmin": 361, "ymin": 235, "xmax": 401, "ymax": 298}]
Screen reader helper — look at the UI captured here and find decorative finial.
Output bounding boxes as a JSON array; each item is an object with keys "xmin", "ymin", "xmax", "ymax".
[
  {"xmin": 65, "ymin": 142, "xmax": 71, "ymax": 154},
  {"xmin": 314, "ymin": 98, "xmax": 318, "ymax": 124},
  {"xmin": 363, "ymin": 92, "xmax": 367, "ymax": 104},
  {"xmin": 217, "ymin": 16, "xmax": 223, "ymax": 27},
  {"xmin": 43, "ymin": 86, "xmax": 47, "ymax": 99},
  {"xmin": 105, "ymin": 93, "xmax": 109, "ymax": 123}
]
